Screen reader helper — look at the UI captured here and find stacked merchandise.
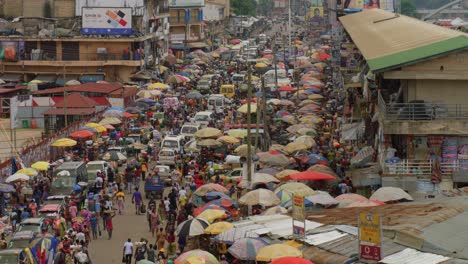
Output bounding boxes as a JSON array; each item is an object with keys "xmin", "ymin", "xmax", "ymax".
[{"xmin": 442, "ymin": 137, "xmax": 458, "ymax": 174}]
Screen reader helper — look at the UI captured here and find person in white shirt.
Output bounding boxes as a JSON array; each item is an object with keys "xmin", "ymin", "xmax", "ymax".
[
  {"xmin": 178, "ymin": 187, "xmax": 187, "ymax": 198},
  {"xmin": 123, "ymin": 238, "xmax": 133, "ymax": 264},
  {"xmin": 163, "ymin": 197, "xmax": 170, "ymax": 213},
  {"xmin": 76, "ymin": 231, "xmax": 86, "ymax": 244}
]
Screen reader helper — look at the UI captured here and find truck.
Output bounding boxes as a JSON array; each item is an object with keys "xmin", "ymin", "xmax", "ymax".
[{"xmin": 144, "ymin": 175, "xmax": 164, "ymax": 199}]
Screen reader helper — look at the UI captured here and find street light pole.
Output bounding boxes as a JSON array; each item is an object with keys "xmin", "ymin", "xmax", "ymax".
[
  {"xmin": 246, "ymin": 65, "xmax": 253, "ymax": 182},
  {"xmin": 288, "ymin": 0, "xmax": 292, "ymax": 56}
]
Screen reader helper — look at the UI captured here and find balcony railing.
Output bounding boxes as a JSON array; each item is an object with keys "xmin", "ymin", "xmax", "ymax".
[
  {"xmin": 18, "ymin": 52, "xmax": 144, "ymax": 62},
  {"xmin": 384, "ymin": 159, "xmax": 460, "ymax": 176},
  {"xmin": 384, "ymin": 102, "xmax": 468, "ymax": 120}
]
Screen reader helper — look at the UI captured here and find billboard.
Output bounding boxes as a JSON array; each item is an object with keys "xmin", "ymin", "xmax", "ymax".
[
  {"xmin": 341, "ymin": 0, "xmax": 394, "ymax": 12},
  {"xmin": 169, "ymin": 0, "xmax": 205, "ymax": 7},
  {"xmin": 309, "ymin": 7, "xmax": 324, "ymax": 23},
  {"xmin": 75, "ymin": 0, "xmax": 144, "ymax": 16},
  {"xmin": 358, "ymin": 212, "xmax": 382, "ymax": 261},
  {"xmin": 82, "ymin": 7, "xmax": 132, "ymax": 35}
]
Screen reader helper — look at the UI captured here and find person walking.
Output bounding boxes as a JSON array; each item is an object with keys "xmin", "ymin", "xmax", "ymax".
[
  {"xmin": 132, "ymin": 187, "xmax": 143, "ymax": 215},
  {"xmin": 156, "ymin": 227, "xmax": 166, "ymax": 250},
  {"xmin": 105, "ymin": 213, "xmax": 115, "ymax": 239},
  {"xmin": 150, "ymin": 207, "xmax": 160, "ymax": 237},
  {"xmin": 115, "ymin": 188, "xmax": 125, "ymax": 214},
  {"xmin": 123, "ymin": 238, "xmax": 133, "ymax": 264}
]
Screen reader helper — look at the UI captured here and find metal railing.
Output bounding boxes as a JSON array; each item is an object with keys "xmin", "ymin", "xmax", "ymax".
[
  {"xmin": 19, "ymin": 52, "xmax": 144, "ymax": 62},
  {"xmin": 384, "ymin": 102, "xmax": 468, "ymax": 120},
  {"xmin": 384, "ymin": 159, "xmax": 460, "ymax": 176}
]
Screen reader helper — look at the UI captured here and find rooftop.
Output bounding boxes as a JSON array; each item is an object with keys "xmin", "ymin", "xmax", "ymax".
[
  {"xmin": 53, "ymin": 93, "xmax": 98, "ymax": 108},
  {"xmin": 33, "ymin": 83, "xmax": 123, "ymax": 95},
  {"xmin": 339, "ymin": 9, "xmax": 468, "ymax": 72}
]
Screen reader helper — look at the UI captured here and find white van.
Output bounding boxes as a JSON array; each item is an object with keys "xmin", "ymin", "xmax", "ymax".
[
  {"xmin": 158, "ymin": 148, "xmax": 176, "ymax": 166},
  {"xmin": 194, "ymin": 111, "xmax": 215, "ymax": 128},
  {"xmin": 208, "ymin": 94, "xmax": 226, "ymax": 114},
  {"xmin": 232, "ymin": 74, "xmax": 245, "ymax": 85},
  {"xmin": 86, "ymin": 161, "xmax": 109, "ymax": 184},
  {"xmin": 181, "ymin": 123, "xmax": 201, "ymax": 140},
  {"xmin": 161, "ymin": 135, "xmax": 185, "ymax": 150}
]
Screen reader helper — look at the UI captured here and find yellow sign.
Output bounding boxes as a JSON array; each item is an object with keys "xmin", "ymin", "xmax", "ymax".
[
  {"xmin": 359, "ymin": 213, "xmax": 381, "ymax": 245},
  {"xmin": 292, "ymin": 194, "xmax": 305, "ymax": 221}
]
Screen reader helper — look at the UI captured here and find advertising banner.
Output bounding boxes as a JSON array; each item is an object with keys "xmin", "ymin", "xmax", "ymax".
[
  {"xmin": 75, "ymin": 0, "xmax": 144, "ymax": 15},
  {"xmin": 341, "ymin": 0, "xmax": 394, "ymax": 12},
  {"xmin": 169, "ymin": 0, "xmax": 205, "ymax": 8},
  {"xmin": 358, "ymin": 212, "xmax": 382, "ymax": 261},
  {"xmin": 292, "ymin": 194, "xmax": 306, "ymax": 240},
  {"xmin": 82, "ymin": 7, "xmax": 132, "ymax": 35}
]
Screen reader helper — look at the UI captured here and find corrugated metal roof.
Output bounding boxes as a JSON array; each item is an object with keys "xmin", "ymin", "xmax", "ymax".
[
  {"xmin": 42, "ymin": 107, "xmax": 95, "ymax": 116},
  {"xmin": 380, "ymin": 248, "xmax": 450, "ymax": 264},
  {"xmin": 303, "ymin": 231, "xmax": 348, "ymax": 246}
]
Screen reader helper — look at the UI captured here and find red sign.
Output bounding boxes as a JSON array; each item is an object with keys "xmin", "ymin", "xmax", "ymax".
[{"xmin": 360, "ymin": 245, "xmax": 382, "ymax": 261}]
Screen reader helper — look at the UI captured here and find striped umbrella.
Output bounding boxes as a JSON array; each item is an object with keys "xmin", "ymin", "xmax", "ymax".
[
  {"xmin": 175, "ymin": 218, "xmax": 209, "ymax": 237},
  {"xmin": 228, "ymin": 238, "xmax": 268, "ymax": 260},
  {"xmin": 175, "ymin": 250, "xmax": 219, "ymax": 264}
]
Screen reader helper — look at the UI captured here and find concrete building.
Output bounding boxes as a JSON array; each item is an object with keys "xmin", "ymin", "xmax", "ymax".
[
  {"xmin": 340, "ymin": 9, "xmax": 468, "ymax": 192},
  {"xmin": 203, "ymin": 0, "xmax": 230, "ymax": 49},
  {"xmin": 169, "ymin": 0, "xmax": 206, "ymax": 57},
  {"xmin": 0, "ymin": 0, "xmax": 170, "ymax": 83}
]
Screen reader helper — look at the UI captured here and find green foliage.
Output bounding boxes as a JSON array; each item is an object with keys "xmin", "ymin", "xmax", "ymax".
[
  {"xmin": 258, "ymin": 0, "xmax": 274, "ymax": 16},
  {"xmin": 401, "ymin": 0, "xmax": 418, "ymax": 18},
  {"xmin": 231, "ymin": 0, "xmax": 258, "ymax": 16}
]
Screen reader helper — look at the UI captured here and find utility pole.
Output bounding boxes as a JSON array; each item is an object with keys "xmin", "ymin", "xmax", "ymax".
[
  {"xmin": 273, "ymin": 38, "xmax": 279, "ymax": 91},
  {"xmin": 63, "ymin": 67, "xmax": 67, "ymax": 127},
  {"xmin": 261, "ymin": 76, "xmax": 270, "ymax": 149},
  {"xmin": 288, "ymin": 0, "xmax": 292, "ymax": 56},
  {"xmin": 246, "ymin": 65, "xmax": 252, "ymax": 182}
]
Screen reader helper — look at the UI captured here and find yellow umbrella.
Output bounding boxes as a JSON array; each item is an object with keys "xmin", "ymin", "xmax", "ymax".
[
  {"xmin": 256, "ymin": 244, "xmax": 302, "ymax": 262},
  {"xmin": 300, "ymin": 115, "xmax": 323, "ymax": 124},
  {"xmin": 284, "ymin": 142, "xmax": 309, "ymax": 153},
  {"xmin": 234, "ymin": 144, "xmax": 260, "ymax": 156},
  {"xmin": 136, "ymin": 90, "xmax": 155, "ymax": 98},
  {"xmin": 275, "ymin": 169, "xmax": 299, "ymax": 180},
  {"xmin": 99, "ymin": 117, "xmax": 122, "ymax": 125},
  {"xmin": 308, "ymin": 94, "xmax": 324, "ymax": 100},
  {"xmin": 16, "ymin": 168, "xmax": 38, "ymax": 176},
  {"xmin": 148, "ymin": 82, "xmax": 169, "ymax": 90},
  {"xmin": 211, "ymin": 53, "xmax": 220, "ymax": 58},
  {"xmin": 197, "ymin": 209, "xmax": 227, "ymax": 223},
  {"xmin": 227, "ymin": 129, "xmax": 247, "ymax": 138},
  {"xmin": 237, "ymin": 103, "xmax": 257, "ymax": 113},
  {"xmin": 294, "ymin": 136, "xmax": 317, "ymax": 148},
  {"xmin": 194, "ymin": 128, "xmax": 221, "ymax": 139},
  {"xmin": 51, "ymin": 138, "xmax": 77, "ymax": 147},
  {"xmin": 255, "ymin": 62, "xmax": 268, "ymax": 68},
  {"xmin": 31, "ymin": 161, "xmax": 50, "ymax": 171},
  {"xmin": 204, "ymin": 221, "xmax": 234, "ymax": 234},
  {"xmin": 29, "ymin": 80, "xmax": 43, "ymax": 84},
  {"xmin": 250, "ymin": 75, "xmax": 260, "ymax": 81},
  {"xmin": 217, "ymin": 136, "xmax": 240, "ymax": 144},
  {"xmin": 158, "ymin": 65, "xmax": 168, "ymax": 73},
  {"xmin": 283, "ymin": 240, "xmax": 303, "ymax": 248},
  {"xmin": 84, "ymin": 123, "xmax": 106, "ymax": 133}
]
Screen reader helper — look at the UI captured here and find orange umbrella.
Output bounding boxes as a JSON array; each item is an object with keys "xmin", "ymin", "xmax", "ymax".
[{"xmin": 70, "ymin": 130, "xmax": 94, "ymax": 139}]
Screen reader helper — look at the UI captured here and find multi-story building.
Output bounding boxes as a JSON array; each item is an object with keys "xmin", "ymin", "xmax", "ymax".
[
  {"xmin": 340, "ymin": 9, "xmax": 468, "ymax": 192},
  {"xmin": 0, "ymin": 0, "xmax": 169, "ymax": 83},
  {"xmin": 169, "ymin": 0, "xmax": 206, "ymax": 57},
  {"xmin": 203, "ymin": 0, "xmax": 230, "ymax": 50}
]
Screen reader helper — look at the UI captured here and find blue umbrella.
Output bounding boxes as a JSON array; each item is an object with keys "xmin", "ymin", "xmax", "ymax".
[
  {"xmin": 205, "ymin": 191, "xmax": 232, "ymax": 201},
  {"xmin": 177, "ymin": 72, "xmax": 190, "ymax": 77},
  {"xmin": 73, "ymin": 185, "xmax": 82, "ymax": 192},
  {"xmin": 80, "ymin": 127, "xmax": 97, "ymax": 133},
  {"xmin": 107, "ymin": 106, "xmax": 124, "ymax": 111},
  {"xmin": 29, "ymin": 234, "xmax": 59, "ymax": 264},
  {"xmin": 0, "ymin": 183, "xmax": 15, "ymax": 193}
]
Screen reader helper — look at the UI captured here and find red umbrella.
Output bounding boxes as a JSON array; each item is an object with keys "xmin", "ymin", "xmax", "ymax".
[
  {"xmin": 318, "ymin": 53, "xmax": 331, "ymax": 61},
  {"xmin": 286, "ymin": 171, "xmax": 336, "ymax": 181},
  {"xmin": 271, "ymin": 257, "xmax": 314, "ymax": 264},
  {"xmin": 70, "ymin": 130, "xmax": 94, "ymax": 139},
  {"xmin": 230, "ymin": 39, "xmax": 241, "ymax": 44},
  {"xmin": 122, "ymin": 112, "xmax": 134, "ymax": 118},
  {"xmin": 278, "ymin": 85, "xmax": 295, "ymax": 92},
  {"xmin": 263, "ymin": 54, "xmax": 274, "ymax": 60}
]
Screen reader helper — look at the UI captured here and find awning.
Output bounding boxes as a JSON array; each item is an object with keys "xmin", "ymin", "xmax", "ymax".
[
  {"xmin": 79, "ymin": 74, "xmax": 105, "ymax": 83},
  {"xmin": 0, "ymin": 73, "xmax": 23, "ymax": 82},
  {"xmin": 32, "ymin": 74, "xmax": 57, "ymax": 83},
  {"xmin": 187, "ymin": 42, "xmax": 208, "ymax": 48},
  {"xmin": 169, "ymin": 43, "xmax": 185, "ymax": 50},
  {"xmin": 55, "ymin": 76, "xmax": 79, "ymax": 86},
  {"xmin": 42, "ymin": 107, "xmax": 95, "ymax": 116}
]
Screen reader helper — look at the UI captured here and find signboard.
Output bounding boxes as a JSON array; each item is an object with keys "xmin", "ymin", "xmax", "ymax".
[
  {"xmin": 358, "ymin": 212, "xmax": 382, "ymax": 261},
  {"xmin": 169, "ymin": 0, "xmax": 205, "ymax": 7},
  {"xmin": 75, "ymin": 0, "xmax": 144, "ymax": 16},
  {"xmin": 360, "ymin": 245, "xmax": 382, "ymax": 261},
  {"xmin": 340, "ymin": 0, "xmax": 394, "ymax": 12},
  {"xmin": 292, "ymin": 194, "xmax": 306, "ymax": 240},
  {"xmin": 82, "ymin": 7, "xmax": 132, "ymax": 35}
]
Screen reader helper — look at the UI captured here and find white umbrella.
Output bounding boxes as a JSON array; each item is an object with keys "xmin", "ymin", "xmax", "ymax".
[
  {"xmin": 6, "ymin": 173, "xmax": 29, "ymax": 183},
  {"xmin": 176, "ymin": 218, "xmax": 209, "ymax": 237},
  {"xmin": 251, "ymin": 173, "xmax": 280, "ymax": 186},
  {"xmin": 239, "ymin": 189, "xmax": 280, "ymax": 206},
  {"xmin": 370, "ymin": 187, "xmax": 413, "ymax": 202}
]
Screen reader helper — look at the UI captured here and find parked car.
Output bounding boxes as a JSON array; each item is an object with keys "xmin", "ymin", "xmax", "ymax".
[
  {"xmin": 8, "ymin": 231, "xmax": 35, "ymax": 250},
  {"xmin": 42, "ymin": 195, "xmax": 70, "ymax": 206},
  {"xmin": 38, "ymin": 204, "xmax": 64, "ymax": 221},
  {"xmin": 0, "ymin": 249, "xmax": 23, "ymax": 263},
  {"xmin": 17, "ymin": 218, "xmax": 47, "ymax": 234}
]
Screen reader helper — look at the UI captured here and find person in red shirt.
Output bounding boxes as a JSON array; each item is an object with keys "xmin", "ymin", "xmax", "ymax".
[{"xmin": 105, "ymin": 213, "xmax": 115, "ymax": 239}]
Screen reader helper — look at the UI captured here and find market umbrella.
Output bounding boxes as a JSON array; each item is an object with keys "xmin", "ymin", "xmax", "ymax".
[
  {"xmin": 193, "ymin": 203, "xmax": 232, "ymax": 216},
  {"xmin": 84, "ymin": 123, "xmax": 106, "ymax": 133},
  {"xmin": 204, "ymin": 198, "xmax": 238, "ymax": 209},
  {"xmin": 335, "ymin": 193, "xmax": 368, "ymax": 202},
  {"xmin": 262, "ymin": 205, "xmax": 288, "ymax": 215},
  {"xmin": 217, "ymin": 136, "xmax": 240, "ymax": 144},
  {"xmin": 255, "ymin": 62, "xmax": 268, "ymax": 69},
  {"xmin": 286, "ymin": 171, "xmax": 336, "ymax": 181},
  {"xmin": 307, "ymin": 164, "xmax": 336, "ymax": 176},
  {"xmin": 125, "ymin": 107, "xmax": 141, "ymax": 114},
  {"xmin": 286, "ymin": 124, "xmax": 315, "ymax": 134},
  {"xmin": 197, "ymin": 209, "xmax": 227, "ymax": 223},
  {"xmin": 257, "ymin": 168, "xmax": 279, "ymax": 175},
  {"xmin": 294, "ymin": 136, "xmax": 317, "ymax": 148},
  {"xmin": 281, "ymin": 115, "xmax": 297, "ymax": 125},
  {"xmin": 305, "ymin": 191, "xmax": 339, "ymax": 206},
  {"xmin": 197, "ymin": 139, "xmax": 222, "ymax": 147},
  {"xmin": 259, "ymin": 153, "xmax": 291, "ymax": 167},
  {"xmin": 102, "ymin": 151, "xmax": 127, "ymax": 161},
  {"xmin": 103, "ymin": 124, "xmax": 115, "ymax": 130},
  {"xmin": 275, "ymin": 169, "xmax": 299, "ymax": 180},
  {"xmin": 256, "ymin": 244, "xmax": 302, "ymax": 262},
  {"xmin": 51, "ymin": 138, "xmax": 77, "ymax": 147},
  {"xmin": 297, "ymin": 128, "xmax": 317, "ymax": 136},
  {"xmin": 6, "ymin": 173, "xmax": 29, "ymax": 183},
  {"xmin": 175, "ymin": 218, "xmax": 209, "ymax": 237},
  {"xmin": 175, "ymin": 250, "xmax": 219, "ymax": 264},
  {"xmin": 228, "ymin": 238, "xmax": 268, "ymax": 261},
  {"xmin": 193, "ymin": 183, "xmax": 229, "ymax": 196},
  {"xmin": 234, "ymin": 144, "xmax": 260, "ymax": 157},
  {"xmin": 99, "ymin": 117, "xmax": 122, "ymax": 125},
  {"xmin": 309, "ymin": 94, "xmax": 324, "ymax": 100},
  {"xmin": 271, "ymin": 257, "xmax": 314, "ymax": 264},
  {"xmin": 137, "ymin": 90, "xmax": 156, "ymax": 98},
  {"xmin": 239, "ymin": 189, "xmax": 280, "ymax": 206},
  {"xmin": 251, "ymin": 173, "xmax": 280, "ymax": 186},
  {"xmin": 28, "ymin": 234, "xmax": 59, "ymax": 264},
  {"xmin": 369, "ymin": 187, "xmax": 414, "ymax": 202},
  {"xmin": 16, "ymin": 168, "xmax": 38, "ymax": 176},
  {"xmin": 278, "ymin": 85, "xmax": 295, "ymax": 92},
  {"xmin": 186, "ymin": 91, "xmax": 203, "ymax": 100},
  {"xmin": 237, "ymin": 103, "xmax": 257, "ymax": 114},
  {"xmin": 130, "ymin": 142, "xmax": 146, "ymax": 150},
  {"xmin": 148, "ymin": 82, "xmax": 169, "ymax": 90},
  {"xmin": 70, "ymin": 130, "xmax": 94, "ymax": 139},
  {"xmin": 0, "ymin": 184, "xmax": 15, "ymax": 193},
  {"xmin": 204, "ymin": 221, "xmax": 233, "ymax": 235},
  {"xmin": 205, "ymin": 191, "xmax": 233, "ymax": 201},
  {"xmin": 137, "ymin": 260, "xmax": 154, "ymax": 264},
  {"xmin": 31, "ymin": 161, "xmax": 49, "ymax": 171},
  {"xmin": 274, "ymin": 182, "xmax": 315, "ymax": 197},
  {"xmin": 195, "ymin": 128, "xmax": 221, "ymax": 139},
  {"xmin": 80, "ymin": 127, "xmax": 97, "ymax": 134},
  {"xmin": 227, "ymin": 129, "xmax": 248, "ymax": 138},
  {"xmin": 300, "ymin": 115, "xmax": 323, "ymax": 124},
  {"xmin": 103, "ymin": 110, "xmax": 124, "ymax": 118},
  {"xmin": 284, "ymin": 142, "xmax": 310, "ymax": 154},
  {"xmin": 230, "ymin": 39, "xmax": 241, "ymax": 44}
]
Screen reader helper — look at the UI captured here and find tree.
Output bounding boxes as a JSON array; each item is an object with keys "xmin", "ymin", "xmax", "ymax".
[
  {"xmin": 258, "ymin": 0, "xmax": 274, "ymax": 16},
  {"xmin": 231, "ymin": 0, "xmax": 257, "ymax": 16},
  {"xmin": 401, "ymin": 0, "xmax": 418, "ymax": 18}
]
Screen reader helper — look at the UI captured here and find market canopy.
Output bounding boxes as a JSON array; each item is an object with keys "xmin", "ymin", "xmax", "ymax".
[{"xmin": 339, "ymin": 9, "xmax": 468, "ymax": 72}]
